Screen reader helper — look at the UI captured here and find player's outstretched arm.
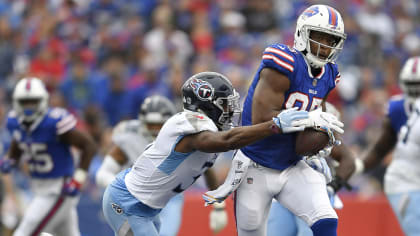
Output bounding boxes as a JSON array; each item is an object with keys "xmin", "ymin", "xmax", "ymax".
[
  {"xmin": 361, "ymin": 117, "xmax": 397, "ymax": 170},
  {"xmin": 96, "ymin": 145, "xmax": 127, "ymax": 188},
  {"xmin": 176, "ymin": 109, "xmax": 308, "ymax": 154}
]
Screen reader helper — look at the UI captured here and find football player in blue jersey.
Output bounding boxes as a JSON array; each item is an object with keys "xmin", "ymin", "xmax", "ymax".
[
  {"xmin": 204, "ymin": 5, "xmax": 349, "ymax": 236},
  {"xmin": 358, "ymin": 56, "xmax": 420, "ymax": 236},
  {"xmin": 0, "ymin": 77, "xmax": 97, "ymax": 236}
]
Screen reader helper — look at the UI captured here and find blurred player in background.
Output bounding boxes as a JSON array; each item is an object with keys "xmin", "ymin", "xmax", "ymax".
[
  {"xmin": 359, "ymin": 56, "xmax": 420, "ymax": 236},
  {"xmin": 0, "ymin": 77, "xmax": 97, "ymax": 236},
  {"xmin": 96, "ymin": 94, "xmax": 228, "ymax": 235},
  {"xmin": 101, "ymin": 71, "xmax": 326, "ymax": 236},
  {"xmin": 267, "ymin": 102, "xmax": 359, "ymax": 236},
  {"xmin": 205, "ymin": 5, "xmax": 348, "ymax": 236}
]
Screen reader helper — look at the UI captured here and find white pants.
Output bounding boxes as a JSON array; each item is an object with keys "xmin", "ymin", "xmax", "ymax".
[
  {"xmin": 13, "ymin": 193, "xmax": 80, "ymax": 236},
  {"xmin": 235, "ymin": 151, "xmax": 337, "ymax": 236}
]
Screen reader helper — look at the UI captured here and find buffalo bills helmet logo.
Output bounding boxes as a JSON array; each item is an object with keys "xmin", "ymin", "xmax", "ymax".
[
  {"xmin": 302, "ymin": 6, "xmax": 319, "ymax": 18},
  {"xmin": 189, "ymin": 78, "xmax": 214, "ymax": 100}
]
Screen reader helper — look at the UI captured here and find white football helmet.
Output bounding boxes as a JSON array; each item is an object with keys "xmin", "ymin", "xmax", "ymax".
[
  {"xmin": 12, "ymin": 77, "xmax": 49, "ymax": 122},
  {"xmin": 294, "ymin": 5, "xmax": 347, "ymax": 68},
  {"xmin": 399, "ymin": 56, "xmax": 420, "ymax": 99}
]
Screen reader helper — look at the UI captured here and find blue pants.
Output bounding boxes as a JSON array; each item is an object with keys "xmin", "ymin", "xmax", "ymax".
[
  {"xmin": 267, "ymin": 201, "xmax": 313, "ymax": 236},
  {"xmin": 102, "ymin": 170, "xmax": 162, "ymax": 236},
  {"xmin": 387, "ymin": 191, "xmax": 420, "ymax": 236}
]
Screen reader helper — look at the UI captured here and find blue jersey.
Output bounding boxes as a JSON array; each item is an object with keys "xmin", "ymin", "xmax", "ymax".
[
  {"xmin": 7, "ymin": 108, "xmax": 77, "ymax": 178},
  {"xmin": 241, "ymin": 44, "xmax": 340, "ymax": 170},
  {"xmin": 386, "ymin": 95, "xmax": 409, "ymax": 134}
]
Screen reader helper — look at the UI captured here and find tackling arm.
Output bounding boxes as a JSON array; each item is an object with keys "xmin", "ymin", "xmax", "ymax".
[{"xmin": 176, "ymin": 120, "xmax": 278, "ymax": 153}]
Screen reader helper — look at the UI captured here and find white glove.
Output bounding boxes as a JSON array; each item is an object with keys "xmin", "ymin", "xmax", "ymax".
[
  {"xmin": 203, "ymin": 152, "xmax": 250, "ymax": 205},
  {"xmin": 304, "ymin": 155, "xmax": 333, "ymax": 183},
  {"xmin": 209, "ymin": 201, "xmax": 228, "ymax": 234},
  {"xmin": 327, "ymin": 186, "xmax": 343, "ymax": 209},
  {"xmin": 293, "ymin": 108, "xmax": 344, "ymax": 134},
  {"xmin": 273, "ymin": 107, "xmax": 309, "ymax": 133}
]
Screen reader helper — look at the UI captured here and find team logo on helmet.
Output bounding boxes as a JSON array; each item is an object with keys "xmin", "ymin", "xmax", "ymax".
[
  {"xmin": 189, "ymin": 78, "xmax": 214, "ymax": 100},
  {"xmin": 302, "ymin": 6, "xmax": 319, "ymax": 18}
]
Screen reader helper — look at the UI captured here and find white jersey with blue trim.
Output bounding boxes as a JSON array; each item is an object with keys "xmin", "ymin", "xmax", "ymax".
[
  {"xmin": 385, "ymin": 98, "xmax": 420, "ymax": 194},
  {"xmin": 125, "ymin": 111, "xmax": 218, "ymax": 209},
  {"xmin": 111, "ymin": 119, "xmax": 154, "ymax": 167}
]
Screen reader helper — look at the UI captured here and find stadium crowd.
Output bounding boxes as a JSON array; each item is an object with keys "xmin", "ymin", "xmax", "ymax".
[{"xmin": 0, "ymin": 0, "xmax": 419, "ymax": 234}]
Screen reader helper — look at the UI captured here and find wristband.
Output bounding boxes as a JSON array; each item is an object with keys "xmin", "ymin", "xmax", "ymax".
[
  {"xmin": 74, "ymin": 168, "xmax": 88, "ymax": 184},
  {"xmin": 353, "ymin": 158, "xmax": 365, "ymax": 175}
]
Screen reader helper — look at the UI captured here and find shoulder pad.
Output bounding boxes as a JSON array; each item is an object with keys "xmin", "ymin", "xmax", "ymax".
[
  {"xmin": 262, "ymin": 44, "xmax": 296, "ymax": 76},
  {"xmin": 180, "ymin": 111, "xmax": 218, "ymax": 134},
  {"xmin": 49, "ymin": 107, "xmax": 77, "ymax": 135}
]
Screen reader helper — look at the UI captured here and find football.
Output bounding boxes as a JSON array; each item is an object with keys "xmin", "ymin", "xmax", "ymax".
[{"xmin": 295, "ymin": 128, "xmax": 330, "ymax": 156}]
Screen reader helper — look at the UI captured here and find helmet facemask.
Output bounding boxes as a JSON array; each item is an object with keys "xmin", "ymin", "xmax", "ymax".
[
  {"xmin": 213, "ymin": 90, "xmax": 241, "ymax": 130},
  {"xmin": 400, "ymin": 81, "xmax": 420, "ymax": 100},
  {"xmin": 304, "ymin": 27, "xmax": 346, "ymax": 68}
]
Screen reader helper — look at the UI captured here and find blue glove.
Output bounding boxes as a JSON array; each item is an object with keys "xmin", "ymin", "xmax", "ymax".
[
  {"xmin": 273, "ymin": 107, "xmax": 309, "ymax": 133},
  {"xmin": 0, "ymin": 158, "xmax": 16, "ymax": 173},
  {"xmin": 62, "ymin": 178, "xmax": 82, "ymax": 196}
]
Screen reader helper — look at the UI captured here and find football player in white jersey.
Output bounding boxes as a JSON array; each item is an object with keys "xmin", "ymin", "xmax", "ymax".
[
  {"xmin": 101, "ymin": 71, "xmax": 341, "ymax": 236},
  {"xmin": 359, "ymin": 56, "xmax": 420, "ymax": 236},
  {"xmin": 96, "ymin": 95, "xmax": 228, "ymax": 235},
  {"xmin": 0, "ymin": 78, "xmax": 97, "ymax": 236}
]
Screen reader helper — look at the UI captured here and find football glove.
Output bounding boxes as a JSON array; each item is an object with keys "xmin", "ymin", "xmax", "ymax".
[
  {"xmin": 293, "ymin": 108, "xmax": 344, "ymax": 134},
  {"xmin": 273, "ymin": 107, "xmax": 309, "ymax": 133},
  {"xmin": 203, "ymin": 152, "xmax": 250, "ymax": 206},
  {"xmin": 209, "ymin": 201, "xmax": 228, "ymax": 234},
  {"xmin": 304, "ymin": 155, "xmax": 332, "ymax": 183},
  {"xmin": 62, "ymin": 169, "xmax": 87, "ymax": 196},
  {"xmin": 327, "ymin": 185, "xmax": 344, "ymax": 209}
]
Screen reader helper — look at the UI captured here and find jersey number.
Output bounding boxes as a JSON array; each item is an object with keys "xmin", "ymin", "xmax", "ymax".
[
  {"xmin": 285, "ymin": 92, "xmax": 323, "ymax": 111},
  {"xmin": 19, "ymin": 143, "xmax": 54, "ymax": 173}
]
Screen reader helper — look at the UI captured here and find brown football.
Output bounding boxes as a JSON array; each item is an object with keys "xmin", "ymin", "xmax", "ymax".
[{"xmin": 295, "ymin": 128, "xmax": 330, "ymax": 156}]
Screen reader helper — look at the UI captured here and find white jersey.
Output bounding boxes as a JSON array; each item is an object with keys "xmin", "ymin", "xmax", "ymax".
[
  {"xmin": 112, "ymin": 119, "xmax": 154, "ymax": 167},
  {"xmin": 385, "ymin": 99, "xmax": 420, "ymax": 194},
  {"xmin": 125, "ymin": 111, "xmax": 219, "ymax": 209}
]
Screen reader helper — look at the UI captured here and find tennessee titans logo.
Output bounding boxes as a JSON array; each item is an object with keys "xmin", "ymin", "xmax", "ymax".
[
  {"xmin": 111, "ymin": 203, "xmax": 123, "ymax": 214},
  {"xmin": 190, "ymin": 78, "xmax": 214, "ymax": 100},
  {"xmin": 302, "ymin": 6, "xmax": 319, "ymax": 17}
]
